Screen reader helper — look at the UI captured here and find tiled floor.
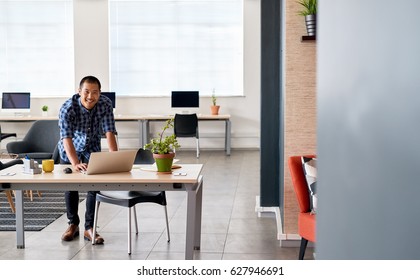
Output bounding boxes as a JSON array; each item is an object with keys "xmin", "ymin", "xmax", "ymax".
[{"xmin": 0, "ymin": 150, "xmax": 314, "ymax": 260}]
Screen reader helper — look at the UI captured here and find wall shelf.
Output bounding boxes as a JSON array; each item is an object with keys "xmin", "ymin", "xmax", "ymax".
[{"xmin": 301, "ymin": 35, "xmax": 316, "ymax": 41}]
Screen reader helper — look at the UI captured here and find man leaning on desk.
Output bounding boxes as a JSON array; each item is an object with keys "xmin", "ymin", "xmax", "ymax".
[{"xmin": 57, "ymin": 75, "xmax": 118, "ymax": 244}]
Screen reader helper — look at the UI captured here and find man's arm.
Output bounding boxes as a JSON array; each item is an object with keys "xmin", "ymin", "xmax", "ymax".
[
  {"xmin": 62, "ymin": 138, "xmax": 88, "ymax": 171},
  {"xmin": 105, "ymin": 132, "xmax": 118, "ymax": 152}
]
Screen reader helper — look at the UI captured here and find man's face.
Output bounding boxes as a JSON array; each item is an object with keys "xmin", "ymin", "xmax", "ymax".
[{"xmin": 78, "ymin": 82, "xmax": 100, "ymax": 110}]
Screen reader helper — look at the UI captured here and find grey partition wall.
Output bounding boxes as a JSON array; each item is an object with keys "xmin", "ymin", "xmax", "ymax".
[{"xmin": 317, "ymin": 0, "xmax": 420, "ymax": 259}]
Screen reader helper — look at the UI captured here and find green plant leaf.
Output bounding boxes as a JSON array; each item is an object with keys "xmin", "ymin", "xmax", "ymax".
[
  {"xmin": 297, "ymin": 0, "xmax": 317, "ymax": 16},
  {"xmin": 143, "ymin": 118, "xmax": 180, "ymax": 154},
  {"xmin": 211, "ymin": 94, "xmax": 217, "ymax": 106}
]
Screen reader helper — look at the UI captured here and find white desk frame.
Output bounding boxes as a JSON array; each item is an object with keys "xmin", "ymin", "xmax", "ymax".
[
  {"xmin": 0, "ymin": 114, "xmax": 231, "ymax": 155},
  {"xmin": 141, "ymin": 114, "xmax": 231, "ymax": 156},
  {"xmin": 0, "ymin": 164, "xmax": 203, "ymax": 260}
]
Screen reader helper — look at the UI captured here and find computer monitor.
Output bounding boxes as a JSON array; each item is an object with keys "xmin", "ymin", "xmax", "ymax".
[
  {"xmin": 171, "ymin": 91, "xmax": 199, "ymax": 111},
  {"xmin": 101, "ymin": 92, "xmax": 116, "ymax": 109},
  {"xmin": 1, "ymin": 92, "xmax": 31, "ymax": 115}
]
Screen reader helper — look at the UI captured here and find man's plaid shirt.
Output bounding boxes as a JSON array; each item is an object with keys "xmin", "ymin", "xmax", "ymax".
[{"xmin": 58, "ymin": 94, "xmax": 116, "ymax": 163}]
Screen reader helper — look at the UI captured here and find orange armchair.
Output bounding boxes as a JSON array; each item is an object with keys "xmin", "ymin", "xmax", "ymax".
[{"xmin": 288, "ymin": 155, "xmax": 316, "ymax": 260}]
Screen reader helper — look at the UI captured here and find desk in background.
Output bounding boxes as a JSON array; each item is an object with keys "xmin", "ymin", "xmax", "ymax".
[
  {"xmin": 142, "ymin": 114, "xmax": 231, "ymax": 156},
  {"xmin": 0, "ymin": 163, "xmax": 203, "ymax": 260},
  {"xmin": 0, "ymin": 114, "xmax": 232, "ymax": 155}
]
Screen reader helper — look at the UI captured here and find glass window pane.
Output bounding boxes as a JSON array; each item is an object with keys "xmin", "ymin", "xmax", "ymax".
[
  {"xmin": 0, "ymin": 0, "xmax": 74, "ymax": 97},
  {"xmin": 110, "ymin": 0, "xmax": 243, "ymax": 97}
]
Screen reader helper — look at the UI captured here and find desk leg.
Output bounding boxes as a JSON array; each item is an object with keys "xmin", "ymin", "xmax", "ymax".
[
  {"xmin": 142, "ymin": 120, "xmax": 149, "ymax": 148},
  {"xmin": 225, "ymin": 120, "xmax": 231, "ymax": 156},
  {"xmin": 185, "ymin": 178, "xmax": 203, "ymax": 260},
  {"xmin": 194, "ymin": 179, "xmax": 203, "ymax": 250},
  {"xmin": 15, "ymin": 190, "xmax": 25, "ymax": 249},
  {"xmin": 139, "ymin": 120, "xmax": 144, "ymax": 147}
]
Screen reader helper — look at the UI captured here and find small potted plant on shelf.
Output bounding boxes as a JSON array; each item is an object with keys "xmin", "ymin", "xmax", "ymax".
[
  {"xmin": 297, "ymin": 0, "xmax": 317, "ymax": 37},
  {"xmin": 41, "ymin": 105, "xmax": 48, "ymax": 117},
  {"xmin": 210, "ymin": 93, "xmax": 220, "ymax": 115},
  {"xmin": 144, "ymin": 118, "xmax": 180, "ymax": 172}
]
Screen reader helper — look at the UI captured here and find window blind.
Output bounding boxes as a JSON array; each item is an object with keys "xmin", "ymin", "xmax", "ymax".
[
  {"xmin": 0, "ymin": 0, "xmax": 74, "ymax": 97},
  {"xmin": 109, "ymin": 0, "xmax": 243, "ymax": 97}
]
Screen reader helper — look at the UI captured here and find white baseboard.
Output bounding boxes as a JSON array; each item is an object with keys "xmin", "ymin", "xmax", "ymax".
[
  {"xmin": 254, "ymin": 196, "xmax": 311, "ymax": 248},
  {"xmin": 255, "ymin": 195, "xmax": 283, "ymax": 240}
]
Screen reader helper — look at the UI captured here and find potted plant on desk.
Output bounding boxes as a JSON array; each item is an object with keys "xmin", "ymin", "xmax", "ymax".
[
  {"xmin": 210, "ymin": 93, "xmax": 220, "ymax": 115},
  {"xmin": 144, "ymin": 118, "xmax": 180, "ymax": 172},
  {"xmin": 41, "ymin": 105, "xmax": 48, "ymax": 117}
]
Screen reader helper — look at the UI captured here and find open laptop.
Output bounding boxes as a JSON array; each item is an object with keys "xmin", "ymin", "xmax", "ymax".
[{"xmin": 84, "ymin": 150, "xmax": 138, "ymax": 175}]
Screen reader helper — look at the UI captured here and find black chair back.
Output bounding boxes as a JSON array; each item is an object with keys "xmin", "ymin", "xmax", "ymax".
[
  {"xmin": 23, "ymin": 120, "xmax": 60, "ymax": 152},
  {"xmin": 174, "ymin": 113, "xmax": 198, "ymax": 138},
  {"xmin": 6, "ymin": 120, "xmax": 59, "ymax": 162},
  {"xmin": 134, "ymin": 148, "xmax": 154, "ymax": 164}
]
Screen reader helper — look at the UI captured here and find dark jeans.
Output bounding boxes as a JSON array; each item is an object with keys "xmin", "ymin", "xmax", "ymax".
[{"xmin": 61, "ymin": 157, "xmax": 98, "ymax": 230}]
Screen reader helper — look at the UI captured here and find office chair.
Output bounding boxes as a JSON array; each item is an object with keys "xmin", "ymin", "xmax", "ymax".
[
  {"xmin": 0, "ymin": 125, "xmax": 17, "ymax": 142},
  {"xmin": 174, "ymin": 113, "xmax": 199, "ymax": 158},
  {"xmin": 6, "ymin": 120, "xmax": 60, "ymax": 163},
  {"xmin": 288, "ymin": 155, "xmax": 316, "ymax": 260},
  {"xmin": 6, "ymin": 120, "xmax": 59, "ymax": 200},
  {"xmin": 0, "ymin": 159, "xmax": 24, "ymax": 213},
  {"xmin": 92, "ymin": 148, "xmax": 170, "ymax": 254}
]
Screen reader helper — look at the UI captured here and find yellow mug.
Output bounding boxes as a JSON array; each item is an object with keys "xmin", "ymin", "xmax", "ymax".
[{"xmin": 42, "ymin": 159, "xmax": 54, "ymax": 173}]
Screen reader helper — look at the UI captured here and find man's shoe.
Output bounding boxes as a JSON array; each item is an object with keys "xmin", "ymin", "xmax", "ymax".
[
  {"xmin": 61, "ymin": 224, "xmax": 79, "ymax": 241},
  {"xmin": 84, "ymin": 228, "xmax": 104, "ymax": 245}
]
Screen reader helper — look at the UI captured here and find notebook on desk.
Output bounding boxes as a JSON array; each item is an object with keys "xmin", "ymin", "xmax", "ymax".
[{"xmin": 84, "ymin": 150, "xmax": 137, "ymax": 175}]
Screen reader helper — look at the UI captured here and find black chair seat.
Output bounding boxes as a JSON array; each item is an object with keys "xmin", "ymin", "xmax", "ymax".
[
  {"xmin": 97, "ymin": 191, "xmax": 167, "ymax": 208},
  {"xmin": 0, "ymin": 159, "xmax": 24, "ymax": 213},
  {"xmin": 0, "ymin": 124, "xmax": 17, "ymax": 142},
  {"xmin": 92, "ymin": 148, "xmax": 170, "ymax": 255},
  {"xmin": 0, "ymin": 159, "xmax": 23, "ymax": 170},
  {"xmin": 1, "ymin": 132, "xmax": 17, "ymax": 141}
]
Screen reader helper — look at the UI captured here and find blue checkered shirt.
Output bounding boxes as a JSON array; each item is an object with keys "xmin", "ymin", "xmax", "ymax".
[{"xmin": 58, "ymin": 94, "xmax": 117, "ymax": 163}]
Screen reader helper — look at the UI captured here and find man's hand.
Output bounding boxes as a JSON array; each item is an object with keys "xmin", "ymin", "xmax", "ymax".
[
  {"xmin": 73, "ymin": 162, "xmax": 88, "ymax": 172},
  {"xmin": 63, "ymin": 138, "xmax": 86, "ymax": 171}
]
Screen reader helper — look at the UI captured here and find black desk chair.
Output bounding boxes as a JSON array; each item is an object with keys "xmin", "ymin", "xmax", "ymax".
[
  {"xmin": 174, "ymin": 113, "xmax": 199, "ymax": 158},
  {"xmin": 0, "ymin": 125, "xmax": 17, "ymax": 142},
  {"xmin": 6, "ymin": 120, "xmax": 59, "ymax": 201},
  {"xmin": 0, "ymin": 159, "xmax": 23, "ymax": 213},
  {"xmin": 6, "ymin": 120, "xmax": 59, "ymax": 163},
  {"xmin": 92, "ymin": 148, "xmax": 170, "ymax": 254}
]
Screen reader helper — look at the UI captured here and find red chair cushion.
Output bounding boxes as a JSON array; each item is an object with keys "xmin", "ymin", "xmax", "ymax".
[{"xmin": 298, "ymin": 212, "xmax": 316, "ymax": 242}]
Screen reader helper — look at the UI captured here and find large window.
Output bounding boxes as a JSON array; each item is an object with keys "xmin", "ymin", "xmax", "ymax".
[
  {"xmin": 0, "ymin": 0, "xmax": 74, "ymax": 97},
  {"xmin": 110, "ymin": 0, "xmax": 243, "ymax": 97}
]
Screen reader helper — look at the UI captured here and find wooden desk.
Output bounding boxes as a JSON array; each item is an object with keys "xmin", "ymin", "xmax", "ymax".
[
  {"xmin": 142, "ymin": 114, "xmax": 231, "ymax": 155},
  {"xmin": 0, "ymin": 164, "xmax": 203, "ymax": 260}
]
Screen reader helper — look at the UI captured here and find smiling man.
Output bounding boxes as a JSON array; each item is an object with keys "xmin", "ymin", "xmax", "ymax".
[{"xmin": 58, "ymin": 75, "xmax": 118, "ymax": 244}]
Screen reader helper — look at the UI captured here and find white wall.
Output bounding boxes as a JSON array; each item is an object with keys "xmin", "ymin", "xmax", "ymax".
[
  {"xmin": 1, "ymin": 0, "xmax": 261, "ymax": 151},
  {"xmin": 317, "ymin": 0, "xmax": 420, "ymax": 259},
  {"xmin": 73, "ymin": 0, "xmax": 110, "ymax": 90}
]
